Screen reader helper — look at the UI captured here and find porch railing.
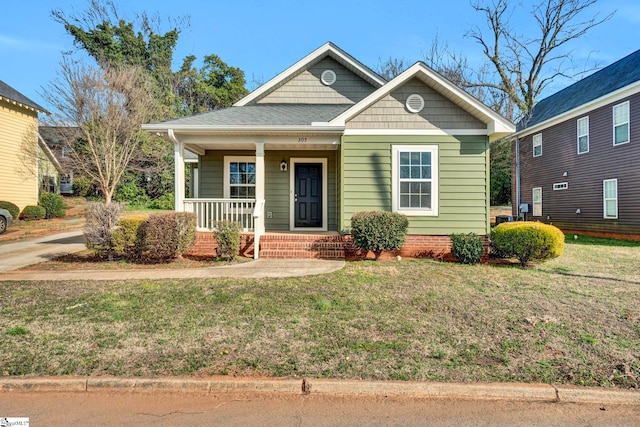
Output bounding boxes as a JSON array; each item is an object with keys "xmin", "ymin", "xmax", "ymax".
[{"xmin": 183, "ymin": 198, "xmax": 256, "ymax": 231}]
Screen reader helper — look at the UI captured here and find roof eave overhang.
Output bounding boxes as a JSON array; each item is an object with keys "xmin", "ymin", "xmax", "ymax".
[
  {"xmin": 510, "ymin": 80, "xmax": 640, "ymax": 140},
  {"xmin": 0, "ymin": 96, "xmax": 50, "ymax": 115},
  {"xmin": 142, "ymin": 123, "xmax": 346, "ymax": 136}
]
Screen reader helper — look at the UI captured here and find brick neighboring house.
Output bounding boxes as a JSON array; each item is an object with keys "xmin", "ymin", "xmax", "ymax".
[
  {"xmin": 0, "ymin": 80, "xmax": 62, "ymax": 210},
  {"xmin": 510, "ymin": 49, "xmax": 640, "ymax": 238}
]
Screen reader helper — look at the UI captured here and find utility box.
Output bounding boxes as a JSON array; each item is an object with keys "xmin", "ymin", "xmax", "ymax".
[
  {"xmin": 496, "ymin": 215, "xmax": 514, "ymax": 225},
  {"xmin": 519, "ymin": 203, "xmax": 529, "ymax": 213}
]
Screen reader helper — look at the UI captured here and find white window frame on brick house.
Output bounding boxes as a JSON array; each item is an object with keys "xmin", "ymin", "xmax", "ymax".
[
  {"xmin": 532, "ymin": 187, "xmax": 542, "ymax": 217},
  {"xmin": 603, "ymin": 178, "xmax": 618, "ymax": 219},
  {"xmin": 577, "ymin": 116, "xmax": 589, "ymax": 154},
  {"xmin": 533, "ymin": 133, "xmax": 542, "ymax": 157},
  {"xmin": 613, "ymin": 101, "xmax": 630, "ymax": 146},
  {"xmin": 391, "ymin": 145, "xmax": 439, "ymax": 216},
  {"xmin": 223, "ymin": 156, "xmax": 256, "ymax": 199}
]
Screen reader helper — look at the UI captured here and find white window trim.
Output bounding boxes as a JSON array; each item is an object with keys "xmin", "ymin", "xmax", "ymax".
[
  {"xmin": 603, "ymin": 178, "xmax": 618, "ymax": 219},
  {"xmin": 533, "ymin": 133, "xmax": 542, "ymax": 157},
  {"xmin": 577, "ymin": 116, "xmax": 589, "ymax": 154},
  {"xmin": 223, "ymin": 156, "xmax": 256, "ymax": 199},
  {"xmin": 553, "ymin": 182, "xmax": 568, "ymax": 190},
  {"xmin": 391, "ymin": 145, "xmax": 439, "ymax": 216},
  {"xmin": 289, "ymin": 158, "xmax": 328, "ymax": 231},
  {"xmin": 613, "ymin": 101, "xmax": 630, "ymax": 146},
  {"xmin": 532, "ymin": 187, "xmax": 542, "ymax": 217}
]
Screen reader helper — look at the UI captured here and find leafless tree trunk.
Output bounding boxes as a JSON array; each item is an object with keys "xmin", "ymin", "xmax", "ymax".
[
  {"xmin": 41, "ymin": 57, "xmax": 159, "ymax": 203},
  {"xmin": 468, "ymin": 0, "xmax": 613, "ymax": 120}
]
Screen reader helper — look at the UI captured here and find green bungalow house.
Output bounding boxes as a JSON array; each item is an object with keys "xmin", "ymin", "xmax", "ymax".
[{"xmin": 143, "ymin": 42, "xmax": 514, "ymax": 259}]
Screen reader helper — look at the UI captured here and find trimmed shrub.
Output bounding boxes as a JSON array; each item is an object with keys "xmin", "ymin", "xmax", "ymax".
[
  {"xmin": 111, "ymin": 216, "xmax": 148, "ymax": 259},
  {"xmin": 138, "ymin": 212, "xmax": 197, "ymax": 262},
  {"xmin": 84, "ymin": 202, "xmax": 125, "ymax": 258},
  {"xmin": 491, "ymin": 221, "xmax": 565, "ymax": 266},
  {"xmin": 19, "ymin": 205, "xmax": 46, "ymax": 220},
  {"xmin": 39, "ymin": 192, "xmax": 66, "ymax": 219},
  {"xmin": 213, "ymin": 221, "xmax": 241, "ymax": 260},
  {"xmin": 0, "ymin": 201, "xmax": 20, "ymax": 219},
  {"xmin": 350, "ymin": 211, "xmax": 409, "ymax": 260},
  {"xmin": 450, "ymin": 233, "xmax": 485, "ymax": 264},
  {"xmin": 148, "ymin": 192, "xmax": 175, "ymax": 210}
]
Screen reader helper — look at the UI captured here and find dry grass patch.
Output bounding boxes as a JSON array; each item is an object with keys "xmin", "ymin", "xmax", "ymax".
[{"xmin": 2, "ymin": 235, "xmax": 640, "ymax": 388}]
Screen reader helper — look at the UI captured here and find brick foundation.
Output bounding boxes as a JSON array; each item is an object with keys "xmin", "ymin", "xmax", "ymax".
[{"xmin": 187, "ymin": 232, "xmax": 488, "ymax": 261}]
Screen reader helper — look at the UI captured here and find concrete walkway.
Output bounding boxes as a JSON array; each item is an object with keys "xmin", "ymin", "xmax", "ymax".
[{"xmin": 0, "ymin": 230, "xmax": 345, "ymax": 281}]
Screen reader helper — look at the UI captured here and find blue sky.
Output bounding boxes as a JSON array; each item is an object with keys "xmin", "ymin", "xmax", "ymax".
[{"xmin": 2, "ymin": 0, "xmax": 638, "ymax": 111}]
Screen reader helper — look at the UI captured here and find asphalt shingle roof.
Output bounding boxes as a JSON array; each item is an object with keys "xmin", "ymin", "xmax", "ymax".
[
  {"xmin": 0, "ymin": 80, "xmax": 48, "ymax": 113},
  {"xmin": 519, "ymin": 49, "xmax": 640, "ymax": 130},
  {"xmin": 155, "ymin": 104, "xmax": 353, "ymax": 127}
]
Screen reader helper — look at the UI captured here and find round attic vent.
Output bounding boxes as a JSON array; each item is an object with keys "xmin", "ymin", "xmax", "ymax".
[
  {"xmin": 406, "ymin": 94, "xmax": 425, "ymax": 113},
  {"xmin": 321, "ymin": 70, "xmax": 337, "ymax": 86}
]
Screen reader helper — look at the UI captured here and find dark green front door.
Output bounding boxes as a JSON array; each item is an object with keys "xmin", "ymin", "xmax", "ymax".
[{"xmin": 294, "ymin": 163, "xmax": 322, "ymax": 228}]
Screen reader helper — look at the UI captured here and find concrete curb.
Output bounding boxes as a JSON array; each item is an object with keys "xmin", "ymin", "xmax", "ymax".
[{"xmin": 1, "ymin": 377, "xmax": 638, "ymax": 404}]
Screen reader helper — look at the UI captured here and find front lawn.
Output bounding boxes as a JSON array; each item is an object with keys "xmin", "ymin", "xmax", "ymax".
[{"xmin": 2, "ymin": 236, "xmax": 639, "ymax": 389}]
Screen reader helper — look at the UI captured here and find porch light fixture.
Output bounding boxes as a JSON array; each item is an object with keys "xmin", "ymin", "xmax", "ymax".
[{"xmin": 280, "ymin": 158, "xmax": 288, "ymax": 172}]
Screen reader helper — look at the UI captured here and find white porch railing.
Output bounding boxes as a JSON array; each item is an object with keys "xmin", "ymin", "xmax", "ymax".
[{"xmin": 183, "ymin": 198, "xmax": 256, "ymax": 231}]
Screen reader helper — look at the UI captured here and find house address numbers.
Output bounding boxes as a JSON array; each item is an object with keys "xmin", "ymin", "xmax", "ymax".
[{"xmin": 298, "ymin": 137, "xmax": 308, "ymax": 143}]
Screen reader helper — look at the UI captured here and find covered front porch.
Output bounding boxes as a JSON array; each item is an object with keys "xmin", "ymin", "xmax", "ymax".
[{"xmin": 170, "ymin": 132, "xmax": 342, "ymax": 259}]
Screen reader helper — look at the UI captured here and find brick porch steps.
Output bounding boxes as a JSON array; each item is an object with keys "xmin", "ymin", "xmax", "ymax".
[{"xmin": 258, "ymin": 234, "xmax": 346, "ymax": 259}]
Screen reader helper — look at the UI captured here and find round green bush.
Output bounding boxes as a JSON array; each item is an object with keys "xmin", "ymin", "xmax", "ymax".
[
  {"xmin": 0, "ymin": 201, "xmax": 20, "ymax": 219},
  {"xmin": 19, "ymin": 205, "xmax": 46, "ymax": 220},
  {"xmin": 350, "ymin": 211, "xmax": 409, "ymax": 260},
  {"xmin": 39, "ymin": 192, "xmax": 66, "ymax": 219},
  {"xmin": 491, "ymin": 222, "xmax": 565, "ymax": 266},
  {"xmin": 450, "ymin": 233, "xmax": 485, "ymax": 264}
]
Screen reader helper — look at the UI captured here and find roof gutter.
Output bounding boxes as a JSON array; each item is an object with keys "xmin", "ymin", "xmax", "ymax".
[{"xmin": 142, "ymin": 124, "xmax": 346, "ymax": 134}]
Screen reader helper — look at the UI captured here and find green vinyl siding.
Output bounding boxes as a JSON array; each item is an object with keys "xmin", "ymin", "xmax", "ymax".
[
  {"xmin": 341, "ymin": 135, "xmax": 490, "ymax": 235},
  {"xmin": 199, "ymin": 150, "xmax": 337, "ymax": 231}
]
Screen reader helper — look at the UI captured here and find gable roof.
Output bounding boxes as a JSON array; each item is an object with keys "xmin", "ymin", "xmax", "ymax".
[
  {"xmin": 331, "ymin": 62, "xmax": 515, "ymax": 141},
  {"xmin": 515, "ymin": 49, "xmax": 640, "ymax": 135},
  {"xmin": 234, "ymin": 42, "xmax": 386, "ymax": 106},
  {"xmin": 0, "ymin": 80, "xmax": 49, "ymax": 114}
]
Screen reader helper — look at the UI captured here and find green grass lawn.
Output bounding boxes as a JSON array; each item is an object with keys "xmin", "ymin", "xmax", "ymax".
[{"xmin": 2, "ymin": 235, "xmax": 640, "ymax": 388}]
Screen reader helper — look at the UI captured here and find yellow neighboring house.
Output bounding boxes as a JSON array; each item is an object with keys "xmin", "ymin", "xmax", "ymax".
[{"xmin": 0, "ymin": 80, "xmax": 62, "ymax": 212}]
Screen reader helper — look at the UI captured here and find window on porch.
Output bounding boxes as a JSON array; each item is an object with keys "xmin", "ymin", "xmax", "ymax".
[{"xmin": 224, "ymin": 156, "xmax": 256, "ymax": 199}]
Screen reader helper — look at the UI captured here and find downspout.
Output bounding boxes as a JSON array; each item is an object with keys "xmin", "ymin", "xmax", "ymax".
[
  {"xmin": 168, "ymin": 129, "xmax": 185, "ymax": 213},
  {"xmin": 515, "ymin": 136, "xmax": 521, "ymax": 219}
]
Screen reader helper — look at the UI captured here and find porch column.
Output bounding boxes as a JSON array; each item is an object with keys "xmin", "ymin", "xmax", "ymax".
[
  {"xmin": 255, "ymin": 141, "xmax": 265, "ymax": 234},
  {"xmin": 169, "ymin": 129, "xmax": 185, "ymax": 212},
  {"xmin": 253, "ymin": 142, "xmax": 265, "ymax": 260}
]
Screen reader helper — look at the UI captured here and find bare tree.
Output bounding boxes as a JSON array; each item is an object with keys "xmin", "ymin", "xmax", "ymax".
[
  {"xmin": 468, "ymin": 0, "xmax": 613, "ymax": 121},
  {"xmin": 41, "ymin": 57, "xmax": 159, "ymax": 203},
  {"xmin": 376, "ymin": 57, "xmax": 408, "ymax": 80}
]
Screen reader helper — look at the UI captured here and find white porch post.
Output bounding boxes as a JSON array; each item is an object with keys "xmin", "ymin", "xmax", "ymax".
[
  {"xmin": 254, "ymin": 142, "xmax": 265, "ymax": 259},
  {"xmin": 169, "ymin": 129, "xmax": 185, "ymax": 212}
]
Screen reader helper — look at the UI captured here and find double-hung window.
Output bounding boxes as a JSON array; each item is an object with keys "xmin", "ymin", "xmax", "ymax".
[
  {"xmin": 224, "ymin": 156, "xmax": 256, "ymax": 199},
  {"xmin": 577, "ymin": 116, "xmax": 589, "ymax": 154},
  {"xmin": 603, "ymin": 179, "xmax": 618, "ymax": 219},
  {"xmin": 532, "ymin": 187, "xmax": 542, "ymax": 217},
  {"xmin": 392, "ymin": 145, "xmax": 438, "ymax": 216},
  {"xmin": 533, "ymin": 133, "xmax": 542, "ymax": 157},
  {"xmin": 613, "ymin": 101, "xmax": 630, "ymax": 145}
]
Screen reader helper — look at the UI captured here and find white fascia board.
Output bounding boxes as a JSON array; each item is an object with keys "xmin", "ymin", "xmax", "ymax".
[
  {"xmin": 330, "ymin": 62, "xmax": 515, "ymax": 135},
  {"xmin": 343, "ymin": 128, "xmax": 488, "ymax": 136},
  {"xmin": 510, "ymin": 81, "xmax": 640, "ymax": 140},
  {"xmin": 143, "ymin": 124, "xmax": 345, "ymax": 134},
  {"xmin": 233, "ymin": 42, "xmax": 386, "ymax": 106},
  {"xmin": 37, "ymin": 133, "xmax": 64, "ymax": 173}
]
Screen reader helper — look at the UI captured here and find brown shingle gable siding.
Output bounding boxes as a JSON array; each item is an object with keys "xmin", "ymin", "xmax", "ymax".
[
  {"xmin": 347, "ymin": 78, "xmax": 485, "ymax": 130},
  {"xmin": 257, "ymin": 57, "xmax": 376, "ymax": 105}
]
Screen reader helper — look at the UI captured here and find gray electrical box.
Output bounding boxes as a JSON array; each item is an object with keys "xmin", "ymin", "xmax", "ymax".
[{"xmin": 519, "ymin": 203, "xmax": 529, "ymax": 213}]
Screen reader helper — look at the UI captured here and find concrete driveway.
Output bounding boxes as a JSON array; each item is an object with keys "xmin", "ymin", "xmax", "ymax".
[{"xmin": 0, "ymin": 230, "xmax": 86, "ymax": 272}]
